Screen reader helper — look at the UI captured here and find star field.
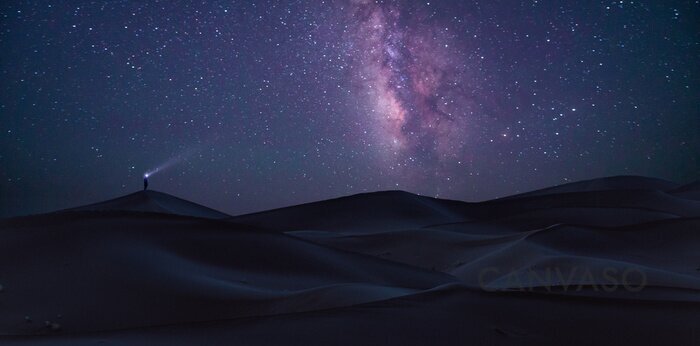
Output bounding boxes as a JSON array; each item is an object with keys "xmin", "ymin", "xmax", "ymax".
[{"xmin": 1, "ymin": 1, "xmax": 698, "ymax": 217}]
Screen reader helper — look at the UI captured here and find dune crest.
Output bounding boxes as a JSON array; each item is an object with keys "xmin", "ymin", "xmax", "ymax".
[
  {"xmin": 63, "ymin": 190, "xmax": 231, "ymax": 219},
  {"xmin": 1, "ymin": 176, "xmax": 698, "ymax": 345}
]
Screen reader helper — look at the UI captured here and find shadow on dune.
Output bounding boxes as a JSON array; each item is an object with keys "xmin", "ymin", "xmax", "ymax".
[{"xmin": 1, "ymin": 175, "xmax": 698, "ymax": 345}]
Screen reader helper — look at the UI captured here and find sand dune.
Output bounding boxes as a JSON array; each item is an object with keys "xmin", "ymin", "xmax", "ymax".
[
  {"xmin": 0, "ymin": 211, "xmax": 452, "ymax": 335},
  {"xmin": 230, "ymin": 190, "xmax": 472, "ymax": 233},
  {"xmin": 498, "ymin": 175, "xmax": 681, "ymax": 199},
  {"xmin": 1, "ymin": 176, "xmax": 698, "ymax": 345},
  {"xmin": 65, "ymin": 190, "xmax": 231, "ymax": 219},
  {"xmin": 232, "ymin": 176, "xmax": 698, "ymax": 233},
  {"xmin": 4, "ymin": 285, "xmax": 699, "ymax": 346},
  {"xmin": 668, "ymin": 180, "xmax": 700, "ymax": 201},
  {"xmin": 293, "ymin": 219, "xmax": 700, "ymax": 298}
]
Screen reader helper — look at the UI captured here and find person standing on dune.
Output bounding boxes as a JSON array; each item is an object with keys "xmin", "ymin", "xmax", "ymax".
[{"xmin": 143, "ymin": 174, "xmax": 149, "ymax": 191}]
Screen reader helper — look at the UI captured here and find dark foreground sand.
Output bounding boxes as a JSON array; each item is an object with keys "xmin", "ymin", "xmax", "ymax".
[{"xmin": 1, "ymin": 176, "xmax": 698, "ymax": 345}]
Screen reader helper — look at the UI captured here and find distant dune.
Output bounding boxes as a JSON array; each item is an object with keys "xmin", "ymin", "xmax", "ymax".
[
  {"xmin": 64, "ymin": 190, "xmax": 231, "ymax": 219},
  {"xmin": 498, "ymin": 175, "xmax": 683, "ymax": 199},
  {"xmin": 667, "ymin": 180, "xmax": 700, "ymax": 200},
  {"xmin": 1, "ymin": 176, "xmax": 698, "ymax": 345},
  {"xmin": 230, "ymin": 190, "xmax": 472, "ymax": 233}
]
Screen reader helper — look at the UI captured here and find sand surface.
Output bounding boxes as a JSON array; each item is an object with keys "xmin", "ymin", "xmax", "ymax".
[{"xmin": 1, "ymin": 176, "xmax": 698, "ymax": 345}]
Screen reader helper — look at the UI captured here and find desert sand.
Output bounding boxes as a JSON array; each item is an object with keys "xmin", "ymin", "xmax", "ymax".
[{"xmin": 1, "ymin": 176, "xmax": 698, "ymax": 345}]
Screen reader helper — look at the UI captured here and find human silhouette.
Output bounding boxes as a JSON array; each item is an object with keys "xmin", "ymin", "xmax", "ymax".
[{"xmin": 143, "ymin": 174, "xmax": 149, "ymax": 191}]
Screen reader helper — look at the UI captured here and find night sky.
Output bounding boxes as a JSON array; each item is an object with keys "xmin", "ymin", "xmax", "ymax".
[{"xmin": 1, "ymin": 1, "xmax": 698, "ymax": 217}]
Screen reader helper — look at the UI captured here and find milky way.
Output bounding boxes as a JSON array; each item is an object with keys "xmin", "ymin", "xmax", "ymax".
[
  {"xmin": 1, "ymin": 1, "xmax": 697, "ymax": 217},
  {"xmin": 347, "ymin": 1, "xmax": 476, "ymax": 164}
]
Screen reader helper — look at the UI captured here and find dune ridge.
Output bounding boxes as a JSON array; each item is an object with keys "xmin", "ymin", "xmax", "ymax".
[{"xmin": 1, "ymin": 175, "xmax": 698, "ymax": 345}]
